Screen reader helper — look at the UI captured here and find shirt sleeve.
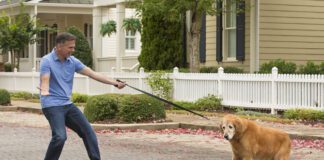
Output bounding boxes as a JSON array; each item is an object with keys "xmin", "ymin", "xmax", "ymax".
[
  {"xmin": 73, "ymin": 57, "xmax": 86, "ymax": 72},
  {"xmin": 40, "ymin": 58, "xmax": 50, "ymax": 76}
]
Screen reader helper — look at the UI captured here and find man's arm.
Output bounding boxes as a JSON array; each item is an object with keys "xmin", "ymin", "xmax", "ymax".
[
  {"xmin": 40, "ymin": 74, "xmax": 50, "ymax": 96},
  {"xmin": 78, "ymin": 67, "xmax": 125, "ymax": 89}
]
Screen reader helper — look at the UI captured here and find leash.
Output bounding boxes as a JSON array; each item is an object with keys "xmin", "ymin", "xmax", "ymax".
[{"xmin": 115, "ymin": 79, "xmax": 209, "ymax": 120}]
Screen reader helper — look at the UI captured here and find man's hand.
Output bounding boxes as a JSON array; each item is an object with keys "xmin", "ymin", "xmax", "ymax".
[
  {"xmin": 115, "ymin": 81, "xmax": 126, "ymax": 89},
  {"xmin": 37, "ymin": 86, "xmax": 50, "ymax": 96}
]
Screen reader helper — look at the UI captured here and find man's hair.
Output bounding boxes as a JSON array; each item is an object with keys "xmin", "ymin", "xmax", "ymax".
[{"xmin": 55, "ymin": 32, "xmax": 76, "ymax": 44}]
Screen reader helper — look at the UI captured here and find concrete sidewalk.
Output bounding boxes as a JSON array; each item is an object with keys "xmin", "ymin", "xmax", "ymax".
[{"xmin": 2, "ymin": 100, "xmax": 324, "ymax": 140}]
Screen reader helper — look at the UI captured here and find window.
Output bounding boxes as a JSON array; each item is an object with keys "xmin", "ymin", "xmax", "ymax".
[
  {"xmin": 19, "ymin": 46, "xmax": 29, "ymax": 58},
  {"xmin": 216, "ymin": 0, "xmax": 245, "ymax": 62},
  {"xmin": 224, "ymin": 0, "xmax": 236, "ymax": 59},
  {"xmin": 125, "ymin": 30, "xmax": 136, "ymax": 50},
  {"xmin": 84, "ymin": 23, "xmax": 93, "ymax": 48}
]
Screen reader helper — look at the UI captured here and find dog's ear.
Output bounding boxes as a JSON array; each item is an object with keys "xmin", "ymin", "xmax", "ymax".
[
  {"xmin": 219, "ymin": 123, "xmax": 223, "ymax": 132},
  {"xmin": 233, "ymin": 117, "xmax": 246, "ymax": 134}
]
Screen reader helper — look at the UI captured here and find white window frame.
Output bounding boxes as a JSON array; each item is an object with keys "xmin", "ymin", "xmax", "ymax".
[
  {"xmin": 125, "ymin": 30, "xmax": 136, "ymax": 51},
  {"xmin": 223, "ymin": 0, "xmax": 237, "ymax": 61}
]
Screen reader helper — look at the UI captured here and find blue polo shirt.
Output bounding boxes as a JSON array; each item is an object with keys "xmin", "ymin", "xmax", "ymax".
[{"xmin": 40, "ymin": 49, "xmax": 85, "ymax": 108}]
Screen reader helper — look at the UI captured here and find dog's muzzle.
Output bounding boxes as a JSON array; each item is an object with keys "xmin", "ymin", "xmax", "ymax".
[{"xmin": 224, "ymin": 134, "xmax": 229, "ymax": 140}]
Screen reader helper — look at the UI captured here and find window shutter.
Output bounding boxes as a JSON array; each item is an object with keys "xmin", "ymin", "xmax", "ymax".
[
  {"xmin": 199, "ymin": 12, "xmax": 206, "ymax": 63},
  {"xmin": 236, "ymin": 0, "xmax": 245, "ymax": 61},
  {"xmin": 216, "ymin": 0, "xmax": 223, "ymax": 62}
]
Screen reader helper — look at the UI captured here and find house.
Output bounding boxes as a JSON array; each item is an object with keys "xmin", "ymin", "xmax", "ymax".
[
  {"xmin": 202, "ymin": 0, "xmax": 324, "ymax": 73},
  {"xmin": 1, "ymin": 0, "xmax": 323, "ymax": 73},
  {"xmin": 0, "ymin": 0, "xmax": 140, "ymax": 72}
]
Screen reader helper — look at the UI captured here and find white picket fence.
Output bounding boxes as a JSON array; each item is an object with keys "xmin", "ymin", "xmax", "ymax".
[{"xmin": 0, "ymin": 67, "xmax": 323, "ymax": 112}]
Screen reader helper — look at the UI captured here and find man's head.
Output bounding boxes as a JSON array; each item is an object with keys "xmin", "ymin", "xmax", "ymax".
[{"xmin": 55, "ymin": 32, "xmax": 76, "ymax": 59}]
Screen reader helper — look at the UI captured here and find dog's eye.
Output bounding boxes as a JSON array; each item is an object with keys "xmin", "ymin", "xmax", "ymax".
[
  {"xmin": 222, "ymin": 126, "xmax": 225, "ymax": 130},
  {"xmin": 229, "ymin": 125, "xmax": 233, "ymax": 129}
]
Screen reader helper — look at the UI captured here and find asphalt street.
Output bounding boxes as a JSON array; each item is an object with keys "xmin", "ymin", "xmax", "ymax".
[{"xmin": 0, "ymin": 122, "xmax": 232, "ymax": 160}]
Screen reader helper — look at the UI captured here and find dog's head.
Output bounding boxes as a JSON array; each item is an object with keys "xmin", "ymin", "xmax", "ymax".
[{"xmin": 221, "ymin": 114, "xmax": 246, "ymax": 141}]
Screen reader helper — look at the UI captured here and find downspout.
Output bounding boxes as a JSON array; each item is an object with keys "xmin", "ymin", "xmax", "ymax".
[
  {"xmin": 249, "ymin": 0, "xmax": 260, "ymax": 73},
  {"xmin": 256, "ymin": 0, "xmax": 260, "ymax": 71}
]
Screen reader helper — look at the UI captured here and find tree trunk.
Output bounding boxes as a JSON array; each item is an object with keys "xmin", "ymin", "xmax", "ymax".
[
  {"xmin": 189, "ymin": 14, "xmax": 201, "ymax": 72},
  {"xmin": 10, "ymin": 50, "xmax": 14, "ymax": 72}
]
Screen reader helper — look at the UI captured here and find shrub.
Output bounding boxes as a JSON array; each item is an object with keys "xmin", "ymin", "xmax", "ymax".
[
  {"xmin": 320, "ymin": 62, "xmax": 324, "ymax": 74},
  {"xmin": 84, "ymin": 94, "xmax": 119, "ymax": 123},
  {"xmin": 194, "ymin": 94, "xmax": 222, "ymax": 111},
  {"xmin": 200, "ymin": 66, "xmax": 218, "ymax": 73},
  {"xmin": 0, "ymin": 89, "xmax": 11, "ymax": 105},
  {"xmin": 118, "ymin": 94, "xmax": 166, "ymax": 123},
  {"xmin": 146, "ymin": 71, "xmax": 173, "ymax": 100},
  {"xmin": 200, "ymin": 66, "xmax": 243, "ymax": 73},
  {"xmin": 72, "ymin": 93, "xmax": 89, "ymax": 103},
  {"xmin": 224, "ymin": 66, "xmax": 244, "ymax": 73},
  {"xmin": 259, "ymin": 59, "xmax": 297, "ymax": 74},
  {"xmin": 10, "ymin": 91, "xmax": 33, "ymax": 100},
  {"xmin": 172, "ymin": 101, "xmax": 196, "ymax": 110},
  {"xmin": 283, "ymin": 109, "xmax": 324, "ymax": 121},
  {"xmin": 4, "ymin": 63, "xmax": 13, "ymax": 72},
  {"xmin": 298, "ymin": 61, "xmax": 320, "ymax": 74}
]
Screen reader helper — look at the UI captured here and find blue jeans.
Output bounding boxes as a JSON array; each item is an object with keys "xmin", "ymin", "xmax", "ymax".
[{"xmin": 42, "ymin": 104, "xmax": 100, "ymax": 160}]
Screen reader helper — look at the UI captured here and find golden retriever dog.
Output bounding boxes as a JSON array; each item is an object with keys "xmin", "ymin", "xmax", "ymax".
[{"xmin": 221, "ymin": 114, "xmax": 291, "ymax": 160}]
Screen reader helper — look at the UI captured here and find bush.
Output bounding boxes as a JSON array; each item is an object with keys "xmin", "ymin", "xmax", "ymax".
[
  {"xmin": 4, "ymin": 63, "xmax": 13, "ymax": 72},
  {"xmin": 84, "ymin": 94, "xmax": 119, "ymax": 123},
  {"xmin": 0, "ymin": 89, "xmax": 11, "ymax": 105},
  {"xmin": 194, "ymin": 94, "xmax": 222, "ymax": 111},
  {"xmin": 224, "ymin": 66, "xmax": 244, "ymax": 73},
  {"xmin": 10, "ymin": 91, "xmax": 34, "ymax": 100},
  {"xmin": 72, "ymin": 93, "xmax": 89, "ymax": 103},
  {"xmin": 320, "ymin": 62, "xmax": 324, "ymax": 74},
  {"xmin": 259, "ymin": 59, "xmax": 297, "ymax": 74},
  {"xmin": 283, "ymin": 109, "xmax": 324, "ymax": 121},
  {"xmin": 236, "ymin": 110, "xmax": 279, "ymax": 118},
  {"xmin": 66, "ymin": 26, "xmax": 93, "ymax": 68},
  {"xmin": 298, "ymin": 61, "xmax": 320, "ymax": 74},
  {"xmin": 118, "ymin": 94, "xmax": 166, "ymax": 123},
  {"xmin": 200, "ymin": 66, "xmax": 243, "ymax": 73},
  {"xmin": 172, "ymin": 101, "xmax": 196, "ymax": 110}
]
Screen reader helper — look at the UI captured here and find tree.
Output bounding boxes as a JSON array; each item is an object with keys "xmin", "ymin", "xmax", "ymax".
[
  {"xmin": 66, "ymin": 26, "xmax": 93, "ymax": 68},
  {"xmin": 132, "ymin": 0, "xmax": 246, "ymax": 72},
  {"xmin": 135, "ymin": 0, "xmax": 184, "ymax": 71},
  {"xmin": 0, "ymin": 3, "xmax": 46, "ymax": 71}
]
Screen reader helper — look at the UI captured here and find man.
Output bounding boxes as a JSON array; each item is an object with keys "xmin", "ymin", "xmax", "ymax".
[{"xmin": 39, "ymin": 32, "xmax": 125, "ymax": 160}]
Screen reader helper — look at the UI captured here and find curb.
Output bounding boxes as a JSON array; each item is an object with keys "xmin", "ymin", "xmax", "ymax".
[{"xmin": 0, "ymin": 105, "xmax": 323, "ymax": 140}]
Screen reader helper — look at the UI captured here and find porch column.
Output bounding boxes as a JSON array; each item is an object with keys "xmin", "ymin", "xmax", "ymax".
[
  {"xmin": 29, "ymin": 5, "xmax": 38, "ymax": 71},
  {"xmin": 93, "ymin": 6, "xmax": 102, "ymax": 71},
  {"xmin": 116, "ymin": 3, "xmax": 125, "ymax": 72}
]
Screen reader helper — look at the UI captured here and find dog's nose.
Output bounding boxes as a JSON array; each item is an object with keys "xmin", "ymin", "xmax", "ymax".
[{"xmin": 224, "ymin": 134, "xmax": 229, "ymax": 140}]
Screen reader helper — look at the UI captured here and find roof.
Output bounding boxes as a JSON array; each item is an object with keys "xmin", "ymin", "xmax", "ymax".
[
  {"xmin": 40, "ymin": 0, "xmax": 93, "ymax": 4},
  {"xmin": 0, "ymin": 0, "xmax": 93, "ymax": 6}
]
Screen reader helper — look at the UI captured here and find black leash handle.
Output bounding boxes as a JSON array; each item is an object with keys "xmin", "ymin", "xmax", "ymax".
[{"xmin": 116, "ymin": 79, "xmax": 209, "ymax": 120}]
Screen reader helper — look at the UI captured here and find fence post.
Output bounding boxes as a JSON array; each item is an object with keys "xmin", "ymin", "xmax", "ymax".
[
  {"xmin": 14, "ymin": 67, "xmax": 17, "ymax": 92},
  {"xmin": 218, "ymin": 67, "xmax": 224, "ymax": 99},
  {"xmin": 139, "ymin": 67, "xmax": 144, "ymax": 90},
  {"xmin": 173, "ymin": 67, "xmax": 179, "ymax": 100},
  {"xmin": 271, "ymin": 67, "xmax": 278, "ymax": 114},
  {"xmin": 32, "ymin": 67, "xmax": 36, "ymax": 94}
]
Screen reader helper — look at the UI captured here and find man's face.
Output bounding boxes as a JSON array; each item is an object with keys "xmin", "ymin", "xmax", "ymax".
[{"xmin": 57, "ymin": 40, "xmax": 75, "ymax": 58}]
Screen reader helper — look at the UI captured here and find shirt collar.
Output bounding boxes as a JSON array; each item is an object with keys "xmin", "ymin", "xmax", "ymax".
[{"xmin": 51, "ymin": 48, "xmax": 71, "ymax": 62}]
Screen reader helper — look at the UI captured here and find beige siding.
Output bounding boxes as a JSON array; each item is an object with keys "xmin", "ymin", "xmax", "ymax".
[
  {"xmin": 259, "ymin": 0, "xmax": 324, "ymax": 66},
  {"xmin": 205, "ymin": 0, "xmax": 251, "ymax": 72}
]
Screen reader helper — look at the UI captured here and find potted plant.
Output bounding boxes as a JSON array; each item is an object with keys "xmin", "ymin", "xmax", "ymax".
[{"xmin": 100, "ymin": 20, "xmax": 117, "ymax": 37}]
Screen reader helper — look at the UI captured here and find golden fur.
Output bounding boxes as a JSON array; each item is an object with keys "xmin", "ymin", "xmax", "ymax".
[{"xmin": 221, "ymin": 114, "xmax": 291, "ymax": 160}]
